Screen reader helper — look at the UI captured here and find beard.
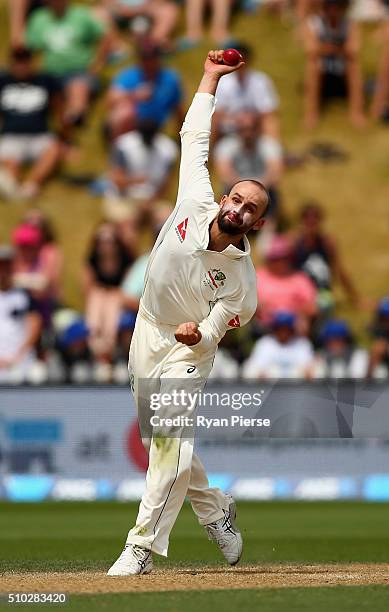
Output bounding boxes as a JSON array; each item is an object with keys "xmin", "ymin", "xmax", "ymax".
[{"xmin": 217, "ymin": 209, "xmax": 245, "ymax": 235}]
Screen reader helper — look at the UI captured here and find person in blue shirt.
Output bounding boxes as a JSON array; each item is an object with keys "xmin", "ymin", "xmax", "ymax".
[{"xmin": 107, "ymin": 37, "xmax": 184, "ymax": 140}]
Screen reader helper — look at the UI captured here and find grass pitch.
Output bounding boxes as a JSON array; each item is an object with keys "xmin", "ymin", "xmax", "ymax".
[{"xmin": 0, "ymin": 501, "xmax": 388, "ymax": 610}]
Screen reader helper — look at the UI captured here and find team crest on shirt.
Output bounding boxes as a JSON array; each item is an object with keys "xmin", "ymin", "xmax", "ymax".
[
  {"xmin": 175, "ymin": 217, "xmax": 188, "ymax": 242},
  {"xmin": 228, "ymin": 315, "xmax": 240, "ymax": 328},
  {"xmin": 203, "ymin": 269, "xmax": 227, "ymax": 291}
]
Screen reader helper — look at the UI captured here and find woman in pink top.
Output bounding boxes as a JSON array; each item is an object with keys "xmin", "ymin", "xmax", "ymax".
[{"xmin": 256, "ymin": 235, "xmax": 318, "ymax": 334}]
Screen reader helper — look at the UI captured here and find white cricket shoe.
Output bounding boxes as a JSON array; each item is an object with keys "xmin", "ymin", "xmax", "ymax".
[
  {"xmin": 205, "ymin": 495, "xmax": 243, "ymax": 566},
  {"xmin": 107, "ymin": 544, "xmax": 153, "ymax": 576}
]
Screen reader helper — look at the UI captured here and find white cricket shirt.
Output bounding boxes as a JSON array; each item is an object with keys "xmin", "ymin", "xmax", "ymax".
[{"xmin": 140, "ymin": 93, "xmax": 258, "ymax": 353}]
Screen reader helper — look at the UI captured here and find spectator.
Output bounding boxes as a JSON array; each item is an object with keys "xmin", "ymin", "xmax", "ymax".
[
  {"xmin": 302, "ymin": 0, "xmax": 365, "ymax": 128},
  {"xmin": 242, "ymin": 311, "xmax": 315, "ymax": 378},
  {"xmin": 179, "ymin": 0, "xmax": 234, "ymax": 49},
  {"xmin": 367, "ymin": 297, "xmax": 389, "ymax": 378},
  {"xmin": 83, "ymin": 222, "xmax": 134, "ymax": 364},
  {"xmin": 314, "ymin": 319, "xmax": 368, "ymax": 378},
  {"xmin": 256, "ymin": 235, "xmax": 318, "ymax": 333},
  {"xmin": 22, "ymin": 209, "xmax": 64, "ymax": 303},
  {"xmin": 214, "ymin": 42, "xmax": 280, "ymax": 140},
  {"xmin": 107, "ymin": 119, "xmax": 178, "ymax": 219},
  {"xmin": 107, "ymin": 37, "xmax": 184, "ymax": 140},
  {"xmin": 0, "ymin": 47, "xmax": 62, "ymax": 200},
  {"xmin": 214, "ymin": 110, "xmax": 283, "ymax": 214},
  {"xmin": 371, "ymin": 1, "xmax": 389, "ymax": 120},
  {"xmin": 103, "ymin": 0, "xmax": 179, "ymax": 49},
  {"xmin": 292, "ymin": 201, "xmax": 359, "ymax": 313},
  {"xmin": 12, "ymin": 222, "xmax": 60, "ymax": 328},
  {"xmin": 26, "ymin": 0, "xmax": 109, "ymax": 128},
  {"xmin": 0, "ymin": 244, "xmax": 42, "ymax": 383}
]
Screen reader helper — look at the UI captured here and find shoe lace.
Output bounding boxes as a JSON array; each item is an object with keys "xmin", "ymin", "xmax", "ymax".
[
  {"xmin": 206, "ymin": 510, "xmax": 236, "ymax": 548},
  {"xmin": 118, "ymin": 544, "xmax": 149, "ymax": 563}
]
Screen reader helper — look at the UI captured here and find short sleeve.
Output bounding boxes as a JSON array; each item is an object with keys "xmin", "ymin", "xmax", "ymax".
[
  {"xmin": 83, "ymin": 10, "xmax": 105, "ymax": 42},
  {"xmin": 252, "ymin": 73, "xmax": 279, "ymax": 114},
  {"xmin": 112, "ymin": 68, "xmax": 139, "ymax": 92},
  {"xmin": 259, "ymin": 136, "xmax": 282, "ymax": 161},
  {"xmin": 26, "ymin": 10, "xmax": 45, "ymax": 50},
  {"xmin": 162, "ymin": 137, "xmax": 179, "ymax": 165},
  {"xmin": 213, "ymin": 136, "xmax": 239, "ymax": 162}
]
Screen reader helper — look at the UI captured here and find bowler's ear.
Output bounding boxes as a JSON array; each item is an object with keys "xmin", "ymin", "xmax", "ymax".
[
  {"xmin": 253, "ymin": 217, "xmax": 266, "ymax": 231},
  {"xmin": 219, "ymin": 194, "xmax": 228, "ymax": 207}
]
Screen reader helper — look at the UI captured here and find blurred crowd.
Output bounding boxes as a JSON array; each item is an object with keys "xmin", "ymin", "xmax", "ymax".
[{"xmin": 0, "ymin": 0, "xmax": 389, "ymax": 383}]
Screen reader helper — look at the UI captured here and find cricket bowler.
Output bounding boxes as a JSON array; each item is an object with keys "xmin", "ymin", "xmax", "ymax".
[{"xmin": 107, "ymin": 50, "xmax": 269, "ymax": 576}]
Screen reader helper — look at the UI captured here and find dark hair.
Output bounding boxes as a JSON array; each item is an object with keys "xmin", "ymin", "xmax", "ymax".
[
  {"xmin": 300, "ymin": 200, "xmax": 324, "ymax": 220},
  {"xmin": 137, "ymin": 119, "xmax": 159, "ymax": 147}
]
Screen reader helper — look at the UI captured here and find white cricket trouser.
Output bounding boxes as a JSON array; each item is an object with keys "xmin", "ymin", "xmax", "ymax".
[{"xmin": 125, "ymin": 305, "xmax": 229, "ymax": 556}]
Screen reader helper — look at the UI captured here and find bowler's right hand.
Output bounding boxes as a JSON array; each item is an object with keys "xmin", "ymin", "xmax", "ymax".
[{"xmin": 175, "ymin": 322, "xmax": 202, "ymax": 346}]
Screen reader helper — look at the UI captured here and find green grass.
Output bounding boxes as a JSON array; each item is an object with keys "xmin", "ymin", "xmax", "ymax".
[
  {"xmin": 0, "ymin": 3, "xmax": 389, "ymax": 338},
  {"xmin": 49, "ymin": 586, "xmax": 389, "ymax": 612},
  {"xmin": 1, "ymin": 501, "xmax": 388, "ymax": 611},
  {"xmin": 1, "ymin": 501, "xmax": 389, "ymax": 573}
]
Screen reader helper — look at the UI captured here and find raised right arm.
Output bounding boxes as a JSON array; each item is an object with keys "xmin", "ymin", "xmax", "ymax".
[{"xmin": 176, "ymin": 50, "xmax": 244, "ymax": 206}]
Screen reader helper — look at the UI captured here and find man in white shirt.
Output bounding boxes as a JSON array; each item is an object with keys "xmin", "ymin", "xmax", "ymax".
[
  {"xmin": 109, "ymin": 120, "xmax": 178, "ymax": 201},
  {"xmin": 214, "ymin": 110, "xmax": 283, "ymax": 194},
  {"xmin": 107, "ymin": 50, "xmax": 269, "ymax": 576},
  {"xmin": 242, "ymin": 311, "xmax": 315, "ymax": 379},
  {"xmin": 213, "ymin": 42, "xmax": 280, "ymax": 139},
  {"xmin": 0, "ymin": 244, "xmax": 41, "ymax": 383}
]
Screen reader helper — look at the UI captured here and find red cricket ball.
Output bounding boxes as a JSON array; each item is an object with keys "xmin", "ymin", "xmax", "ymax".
[{"xmin": 222, "ymin": 48, "xmax": 244, "ymax": 67}]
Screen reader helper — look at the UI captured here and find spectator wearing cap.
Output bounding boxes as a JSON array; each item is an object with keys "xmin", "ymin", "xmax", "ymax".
[
  {"xmin": 367, "ymin": 297, "xmax": 389, "ymax": 378},
  {"xmin": 107, "ymin": 37, "xmax": 184, "ymax": 140},
  {"xmin": 302, "ymin": 0, "xmax": 365, "ymax": 128},
  {"xmin": 57, "ymin": 317, "xmax": 92, "ymax": 383},
  {"xmin": 256, "ymin": 235, "xmax": 318, "ymax": 334},
  {"xmin": 103, "ymin": 0, "xmax": 179, "ymax": 49},
  {"xmin": 315, "ymin": 319, "xmax": 368, "ymax": 378},
  {"xmin": 12, "ymin": 222, "xmax": 60, "ymax": 328},
  {"xmin": 213, "ymin": 43, "xmax": 280, "ymax": 140},
  {"xmin": 21, "ymin": 209, "xmax": 64, "ymax": 303},
  {"xmin": 0, "ymin": 244, "xmax": 42, "ymax": 383},
  {"xmin": 242, "ymin": 311, "xmax": 315, "ymax": 379},
  {"xmin": 292, "ymin": 201, "xmax": 360, "ymax": 313},
  {"xmin": 214, "ymin": 110, "xmax": 283, "ymax": 217},
  {"xmin": 0, "ymin": 46, "xmax": 62, "ymax": 200},
  {"xmin": 26, "ymin": 0, "xmax": 110, "ymax": 128}
]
